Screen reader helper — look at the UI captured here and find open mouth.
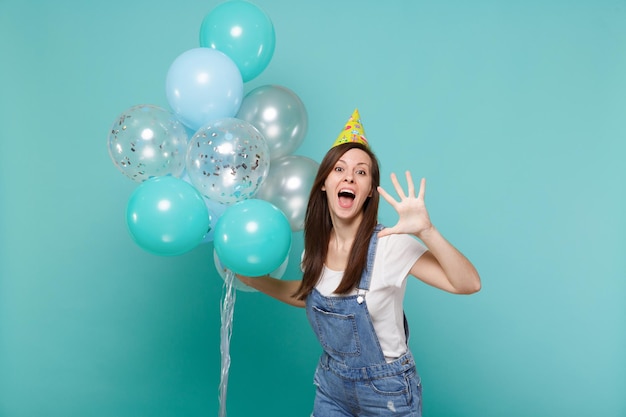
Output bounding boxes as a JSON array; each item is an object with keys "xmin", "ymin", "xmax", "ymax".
[{"xmin": 338, "ymin": 189, "xmax": 355, "ymax": 208}]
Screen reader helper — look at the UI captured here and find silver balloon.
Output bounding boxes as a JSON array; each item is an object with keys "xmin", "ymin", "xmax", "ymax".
[
  {"xmin": 185, "ymin": 118, "xmax": 270, "ymax": 205},
  {"xmin": 107, "ymin": 104, "xmax": 188, "ymax": 182},
  {"xmin": 236, "ymin": 85, "xmax": 308, "ymax": 160},
  {"xmin": 255, "ymin": 155, "xmax": 319, "ymax": 231}
]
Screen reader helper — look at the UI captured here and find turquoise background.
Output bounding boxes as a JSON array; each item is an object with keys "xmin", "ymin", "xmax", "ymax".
[{"xmin": 1, "ymin": 0, "xmax": 625, "ymax": 416}]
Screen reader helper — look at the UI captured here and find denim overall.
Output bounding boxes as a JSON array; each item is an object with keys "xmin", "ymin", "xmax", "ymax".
[{"xmin": 306, "ymin": 225, "xmax": 422, "ymax": 416}]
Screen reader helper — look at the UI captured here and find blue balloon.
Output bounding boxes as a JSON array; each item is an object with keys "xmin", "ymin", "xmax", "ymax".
[
  {"xmin": 214, "ymin": 199, "xmax": 291, "ymax": 276},
  {"xmin": 165, "ymin": 48, "xmax": 243, "ymax": 131},
  {"xmin": 126, "ymin": 176, "xmax": 210, "ymax": 256},
  {"xmin": 199, "ymin": 0, "xmax": 275, "ymax": 82}
]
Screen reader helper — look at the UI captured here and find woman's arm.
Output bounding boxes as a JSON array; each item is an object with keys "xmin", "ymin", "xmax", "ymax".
[
  {"xmin": 378, "ymin": 172, "xmax": 481, "ymax": 295},
  {"xmin": 409, "ymin": 226, "xmax": 481, "ymax": 294},
  {"xmin": 236, "ymin": 275, "xmax": 306, "ymax": 308}
]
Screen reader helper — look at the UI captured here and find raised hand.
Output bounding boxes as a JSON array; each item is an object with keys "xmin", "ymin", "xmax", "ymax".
[{"xmin": 377, "ymin": 171, "xmax": 432, "ymax": 238}]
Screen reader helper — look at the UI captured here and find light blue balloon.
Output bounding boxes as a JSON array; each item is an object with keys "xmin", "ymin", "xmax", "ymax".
[
  {"xmin": 126, "ymin": 176, "xmax": 210, "ymax": 256},
  {"xmin": 214, "ymin": 199, "xmax": 291, "ymax": 276},
  {"xmin": 199, "ymin": 0, "xmax": 275, "ymax": 82},
  {"xmin": 165, "ymin": 48, "xmax": 243, "ymax": 131}
]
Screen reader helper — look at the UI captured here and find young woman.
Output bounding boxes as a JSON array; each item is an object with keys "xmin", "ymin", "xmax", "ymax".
[{"xmin": 238, "ymin": 113, "xmax": 481, "ymax": 416}]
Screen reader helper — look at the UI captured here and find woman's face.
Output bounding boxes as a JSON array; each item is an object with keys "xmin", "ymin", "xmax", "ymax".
[{"xmin": 321, "ymin": 148, "xmax": 373, "ymax": 220}]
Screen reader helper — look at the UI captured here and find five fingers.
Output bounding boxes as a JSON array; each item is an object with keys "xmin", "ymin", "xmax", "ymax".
[{"xmin": 376, "ymin": 172, "xmax": 428, "ymax": 238}]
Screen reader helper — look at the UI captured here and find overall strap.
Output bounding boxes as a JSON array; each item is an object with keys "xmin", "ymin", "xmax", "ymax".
[{"xmin": 357, "ymin": 224, "xmax": 385, "ymax": 292}]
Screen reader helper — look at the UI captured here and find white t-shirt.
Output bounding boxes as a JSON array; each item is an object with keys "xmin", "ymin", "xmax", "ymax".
[{"xmin": 314, "ymin": 233, "xmax": 427, "ymax": 361}]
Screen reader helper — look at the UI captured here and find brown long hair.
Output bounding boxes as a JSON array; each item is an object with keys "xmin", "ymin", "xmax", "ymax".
[{"xmin": 293, "ymin": 142, "xmax": 381, "ymax": 300}]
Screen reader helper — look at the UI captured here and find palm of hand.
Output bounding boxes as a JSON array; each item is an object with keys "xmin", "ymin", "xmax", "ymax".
[{"xmin": 377, "ymin": 171, "xmax": 432, "ymax": 238}]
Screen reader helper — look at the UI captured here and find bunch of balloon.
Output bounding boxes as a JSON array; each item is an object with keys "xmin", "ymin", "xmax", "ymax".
[
  {"xmin": 106, "ymin": 0, "xmax": 280, "ymax": 257},
  {"xmin": 103, "ymin": 2, "xmax": 313, "ymax": 416}
]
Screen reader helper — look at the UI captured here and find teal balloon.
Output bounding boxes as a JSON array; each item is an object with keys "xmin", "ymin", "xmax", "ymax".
[
  {"xmin": 199, "ymin": 0, "xmax": 275, "ymax": 82},
  {"xmin": 126, "ymin": 176, "xmax": 210, "ymax": 256},
  {"xmin": 214, "ymin": 199, "xmax": 291, "ymax": 276}
]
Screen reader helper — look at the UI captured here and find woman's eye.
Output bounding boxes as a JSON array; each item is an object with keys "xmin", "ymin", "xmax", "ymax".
[
  {"xmin": 334, "ymin": 167, "xmax": 344, "ymax": 172},
  {"xmin": 357, "ymin": 170, "xmax": 367, "ymax": 175}
]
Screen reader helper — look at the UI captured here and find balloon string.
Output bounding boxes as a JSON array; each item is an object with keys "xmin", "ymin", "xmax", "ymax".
[{"xmin": 219, "ymin": 270, "xmax": 237, "ymax": 417}]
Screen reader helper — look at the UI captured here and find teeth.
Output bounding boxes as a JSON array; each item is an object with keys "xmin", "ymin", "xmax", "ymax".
[{"xmin": 338, "ymin": 189, "xmax": 355, "ymax": 197}]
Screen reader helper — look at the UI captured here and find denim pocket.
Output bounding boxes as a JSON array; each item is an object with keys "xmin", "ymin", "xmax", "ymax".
[
  {"xmin": 359, "ymin": 373, "xmax": 415, "ymax": 416},
  {"xmin": 368, "ymin": 373, "xmax": 410, "ymax": 396},
  {"xmin": 312, "ymin": 306, "xmax": 361, "ymax": 356}
]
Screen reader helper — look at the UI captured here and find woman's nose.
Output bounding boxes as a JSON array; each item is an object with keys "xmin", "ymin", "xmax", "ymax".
[{"xmin": 343, "ymin": 175, "xmax": 354, "ymax": 183}]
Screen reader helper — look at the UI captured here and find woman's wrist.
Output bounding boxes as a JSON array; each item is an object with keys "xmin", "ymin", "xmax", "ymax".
[{"xmin": 415, "ymin": 224, "xmax": 436, "ymax": 241}]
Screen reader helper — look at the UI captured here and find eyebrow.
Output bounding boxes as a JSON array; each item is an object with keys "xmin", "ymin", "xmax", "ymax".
[{"xmin": 337, "ymin": 159, "xmax": 371, "ymax": 167}]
